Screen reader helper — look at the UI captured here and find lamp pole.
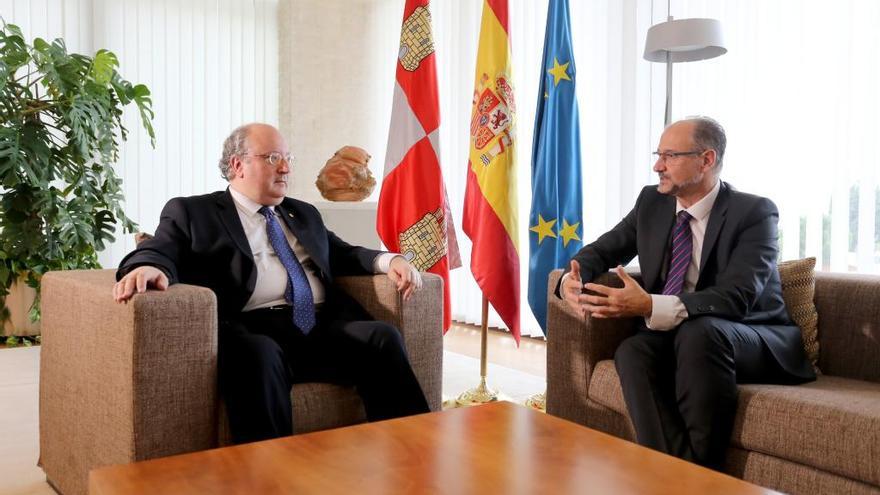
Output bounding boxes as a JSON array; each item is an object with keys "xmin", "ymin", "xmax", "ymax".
[
  {"xmin": 643, "ymin": 13, "xmax": 726, "ymax": 127},
  {"xmin": 664, "ymin": 0, "xmax": 673, "ymax": 126},
  {"xmin": 664, "ymin": 16, "xmax": 673, "ymax": 126}
]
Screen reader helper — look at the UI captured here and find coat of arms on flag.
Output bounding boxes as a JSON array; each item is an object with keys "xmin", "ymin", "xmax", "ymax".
[{"xmin": 471, "ymin": 75, "xmax": 515, "ymax": 166}]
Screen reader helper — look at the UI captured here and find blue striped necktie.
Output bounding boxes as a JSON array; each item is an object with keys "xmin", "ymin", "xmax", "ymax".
[
  {"xmin": 662, "ymin": 210, "xmax": 693, "ymax": 296},
  {"xmin": 258, "ymin": 206, "xmax": 316, "ymax": 334}
]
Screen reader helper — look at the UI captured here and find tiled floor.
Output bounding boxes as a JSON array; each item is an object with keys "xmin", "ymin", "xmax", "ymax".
[{"xmin": 0, "ymin": 323, "xmax": 545, "ymax": 495}]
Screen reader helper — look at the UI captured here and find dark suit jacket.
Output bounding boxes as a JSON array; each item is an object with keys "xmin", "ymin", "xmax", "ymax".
[
  {"xmin": 564, "ymin": 181, "xmax": 814, "ymax": 381},
  {"xmin": 117, "ymin": 189, "xmax": 383, "ymax": 321}
]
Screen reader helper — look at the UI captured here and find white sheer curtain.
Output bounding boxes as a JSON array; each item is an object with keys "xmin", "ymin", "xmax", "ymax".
[
  {"xmin": 434, "ymin": 0, "xmax": 880, "ymax": 337},
  {"xmin": 662, "ymin": 0, "xmax": 880, "ymax": 273}
]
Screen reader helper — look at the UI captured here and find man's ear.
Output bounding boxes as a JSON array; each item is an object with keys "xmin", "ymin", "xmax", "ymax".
[
  {"xmin": 229, "ymin": 155, "xmax": 244, "ymax": 178},
  {"xmin": 701, "ymin": 149, "xmax": 717, "ymax": 172}
]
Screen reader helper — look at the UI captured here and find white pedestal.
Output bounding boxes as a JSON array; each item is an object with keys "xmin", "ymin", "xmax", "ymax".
[{"xmin": 313, "ymin": 201, "xmax": 382, "ymax": 250}]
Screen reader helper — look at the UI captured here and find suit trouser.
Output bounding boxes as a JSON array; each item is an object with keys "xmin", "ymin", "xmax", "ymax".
[
  {"xmin": 614, "ymin": 316, "xmax": 788, "ymax": 470},
  {"xmin": 218, "ymin": 306, "xmax": 430, "ymax": 444}
]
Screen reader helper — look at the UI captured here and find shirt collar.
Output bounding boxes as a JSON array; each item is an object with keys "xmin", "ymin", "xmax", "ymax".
[
  {"xmin": 677, "ymin": 179, "xmax": 721, "ymax": 222},
  {"xmin": 228, "ymin": 185, "xmax": 269, "ymax": 217}
]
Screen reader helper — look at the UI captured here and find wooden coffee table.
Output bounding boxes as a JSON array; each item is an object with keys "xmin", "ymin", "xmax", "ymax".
[{"xmin": 89, "ymin": 401, "xmax": 777, "ymax": 494}]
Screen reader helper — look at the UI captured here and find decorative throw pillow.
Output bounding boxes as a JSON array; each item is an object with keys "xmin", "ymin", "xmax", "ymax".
[{"xmin": 777, "ymin": 257, "xmax": 820, "ymax": 373}]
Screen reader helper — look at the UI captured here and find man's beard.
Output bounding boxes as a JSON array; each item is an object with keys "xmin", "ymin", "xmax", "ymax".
[{"xmin": 657, "ymin": 173, "xmax": 703, "ymax": 196}]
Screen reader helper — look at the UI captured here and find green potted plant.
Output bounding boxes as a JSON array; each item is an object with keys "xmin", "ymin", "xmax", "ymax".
[{"xmin": 0, "ymin": 22, "xmax": 155, "ymax": 343}]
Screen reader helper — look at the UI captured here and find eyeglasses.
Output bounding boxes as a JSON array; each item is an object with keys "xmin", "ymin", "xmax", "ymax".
[
  {"xmin": 652, "ymin": 150, "xmax": 704, "ymax": 163},
  {"xmin": 247, "ymin": 152, "xmax": 293, "ymax": 167}
]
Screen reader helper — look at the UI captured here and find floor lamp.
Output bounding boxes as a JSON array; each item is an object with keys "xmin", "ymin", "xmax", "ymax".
[{"xmin": 644, "ymin": 16, "xmax": 726, "ymax": 126}]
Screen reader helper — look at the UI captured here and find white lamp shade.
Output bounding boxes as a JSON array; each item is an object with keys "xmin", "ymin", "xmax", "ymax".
[{"xmin": 644, "ymin": 18, "xmax": 726, "ymax": 63}]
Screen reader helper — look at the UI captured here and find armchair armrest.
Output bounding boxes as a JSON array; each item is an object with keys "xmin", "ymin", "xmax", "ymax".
[
  {"xmin": 546, "ymin": 269, "xmax": 639, "ymax": 422},
  {"xmin": 336, "ymin": 273, "xmax": 443, "ymax": 412},
  {"xmin": 40, "ymin": 269, "xmax": 217, "ymax": 495}
]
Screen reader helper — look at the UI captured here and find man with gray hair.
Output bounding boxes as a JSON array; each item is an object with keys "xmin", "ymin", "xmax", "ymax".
[
  {"xmin": 558, "ymin": 116, "xmax": 815, "ymax": 468},
  {"xmin": 114, "ymin": 123, "xmax": 430, "ymax": 443}
]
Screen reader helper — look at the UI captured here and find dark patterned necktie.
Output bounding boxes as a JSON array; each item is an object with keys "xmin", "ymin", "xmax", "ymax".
[
  {"xmin": 662, "ymin": 210, "xmax": 693, "ymax": 296},
  {"xmin": 258, "ymin": 206, "xmax": 316, "ymax": 334}
]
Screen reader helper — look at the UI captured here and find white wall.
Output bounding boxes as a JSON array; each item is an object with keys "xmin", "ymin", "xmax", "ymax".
[{"xmin": 278, "ymin": 0, "xmax": 400, "ymax": 203}]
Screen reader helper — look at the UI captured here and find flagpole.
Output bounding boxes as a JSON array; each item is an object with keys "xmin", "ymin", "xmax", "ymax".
[
  {"xmin": 455, "ymin": 294, "xmax": 500, "ymax": 406},
  {"xmin": 480, "ymin": 295, "xmax": 488, "ymax": 378}
]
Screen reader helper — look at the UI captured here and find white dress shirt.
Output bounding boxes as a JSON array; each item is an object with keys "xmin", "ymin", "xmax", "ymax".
[
  {"xmin": 646, "ymin": 180, "xmax": 721, "ymax": 331},
  {"xmin": 228, "ymin": 187, "xmax": 397, "ymax": 311}
]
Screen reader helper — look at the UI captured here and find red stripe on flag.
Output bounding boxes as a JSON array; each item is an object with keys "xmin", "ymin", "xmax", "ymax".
[
  {"xmin": 377, "ymin": 137, "xmax": 452, "ymax": 330},
  {"xmin": 486, "ymin": 0, "xmax": 509, "ymax": 34},
  {"xmin": 462, "ymin": 165, "xmax": 520, "ymax": 344},
  {"xmin": 396, "ymin": 52, "xmax": 440, "ymax": 134},
  {"xmin": 377, "ymin": 138, "xmax": 445, "ymax": 249},
  {"xmin": 401, "ymin": 0, "xmax": 426, "ymax": 18},
  {"xmin": 394, "ymin": 0, "xmax": 440, "ymax": 133}
]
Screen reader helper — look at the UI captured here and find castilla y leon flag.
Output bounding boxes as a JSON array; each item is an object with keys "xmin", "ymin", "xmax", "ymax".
[
  {"xmin": 377, "ymin": 0, "xmax": 461, "ymax": 332},
  {"xmin": 463, "ymin": 0, "xmax": 520, "ymax": 344}
]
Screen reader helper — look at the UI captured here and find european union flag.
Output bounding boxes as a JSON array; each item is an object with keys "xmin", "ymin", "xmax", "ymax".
[{"xmin": 528, "ymin": 0, "xmax": 583, "ymax": 334}]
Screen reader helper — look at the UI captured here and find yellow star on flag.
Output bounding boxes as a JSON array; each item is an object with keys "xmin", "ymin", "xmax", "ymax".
[
  {"xmin": 558, "ymin": 219, "xmax": 581, "ymax": 247},
  {"xmin": 530, "ymin": 214, "xmax": 557, "ymax": 244},
  {"xmin": 548, "ymin": 57, "xmax": 571, "ymax": 86}
]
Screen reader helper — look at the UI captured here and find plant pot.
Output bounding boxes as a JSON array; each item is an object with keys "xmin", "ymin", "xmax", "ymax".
[{"xmin": 2, "ymin": 279, "xmax": 40, "ymax": 337}]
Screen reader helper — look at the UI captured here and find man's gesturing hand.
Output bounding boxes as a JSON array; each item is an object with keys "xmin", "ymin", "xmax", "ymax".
[
  {"xmin": 113, "ymin": 266, "xmax": 169, "ymax": 303},
  {"xmin": 561, "ymin": 259, "xmax": 587, "ymax": 317},
  {"xmin": 581, "ymin": 266, "xmax": 652, "ymax": 319}
]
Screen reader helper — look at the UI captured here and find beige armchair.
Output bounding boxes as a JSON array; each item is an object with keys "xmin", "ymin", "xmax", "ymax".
[
  {"xmin": 546, "ymin": 268, "xmax": 880, "ymax": 495},
  {"xmin": 38, "ymin": 269, "xmax": 443, "ymax": 495}
]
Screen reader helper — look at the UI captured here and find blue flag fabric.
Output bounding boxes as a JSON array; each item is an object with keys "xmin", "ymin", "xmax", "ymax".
[{"xmin": 528, "ymin": 0, "xmax": 583, "ymax": 334}]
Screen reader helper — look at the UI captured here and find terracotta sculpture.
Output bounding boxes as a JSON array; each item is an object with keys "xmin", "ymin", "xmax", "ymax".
[{"xmin": 315, "ymin": 146, "xmax": 377, "ymax": 201}]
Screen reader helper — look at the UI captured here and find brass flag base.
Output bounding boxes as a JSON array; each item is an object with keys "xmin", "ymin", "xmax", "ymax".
[
  {"xmin": 455, "ymin": 377, "xmax": 499, "ymax": 407},
  {"xmin": 524, "ymin": 391, "xmax": 546, "ymax": 412},
  {"xmin": 443, "ymin": 295, "xmax": 512, "ymax": 409}
]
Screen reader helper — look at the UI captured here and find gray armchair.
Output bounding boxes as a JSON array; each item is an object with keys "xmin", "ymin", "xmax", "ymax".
[{"xmin": 39, "ymin": 269, "xmax": 443, "ymax": 495}]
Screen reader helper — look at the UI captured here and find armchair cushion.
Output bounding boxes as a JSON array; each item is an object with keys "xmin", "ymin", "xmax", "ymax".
[
  {"xmin": 733, "ymin": 377, "xmax": 880, "ymax": 486},
  {"xmin": 587, "ymin": 361, "xmax": 880, "ymax": 486}
]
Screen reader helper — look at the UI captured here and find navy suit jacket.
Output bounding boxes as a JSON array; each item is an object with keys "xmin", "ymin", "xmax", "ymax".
[
  {"xmin": 565, "ymin": 181, "xmax": 814, "ymax": 381},
  {"xmin": 117, "ymin": 189, "xmax": 383, "ymax": 321}
]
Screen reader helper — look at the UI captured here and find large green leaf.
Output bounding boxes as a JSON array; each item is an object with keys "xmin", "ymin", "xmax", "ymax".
[
  {"xmin": 0, "ymin": 126, "xmax": 25, "ymax": 186},
  {"xmin": 130, "ymin": 84, "xmax": 155, "ymax": 146},
  {"xmin": 89, "ymin": 49, "xmax": 118, "ymax": 86},
  {"xmin": 0, "ymin": 24, "xmax": 28, "ymax": 74}
]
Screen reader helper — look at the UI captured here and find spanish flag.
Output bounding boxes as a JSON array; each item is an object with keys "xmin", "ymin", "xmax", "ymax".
[{"xmin": 462, "ymin": 0, "xmax": 520, "ymax": 343}]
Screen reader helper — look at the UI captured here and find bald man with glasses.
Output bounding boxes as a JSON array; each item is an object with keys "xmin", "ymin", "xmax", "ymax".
[
  {"xmin": 558, "ymin": 116, "xmax": 815, "ymax": 469},
  {"xmin": 114, "ymin": 123, "xmax": 430, "ymax": 444}
]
